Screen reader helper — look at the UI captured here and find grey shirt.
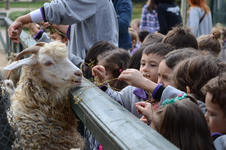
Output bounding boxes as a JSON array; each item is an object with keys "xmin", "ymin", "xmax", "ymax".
[
  {"xmin": 43, "ymin": 0, "xmax": 119, "ymax": 66},
  {"xmin": 187, "ymin": 7, "xmax": 212, "ymax": 38}
]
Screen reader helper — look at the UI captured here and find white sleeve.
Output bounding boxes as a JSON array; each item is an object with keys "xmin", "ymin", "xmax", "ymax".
[{"xmin": 29, "ymin": 9, "xmax": 44, "ymax": 23}]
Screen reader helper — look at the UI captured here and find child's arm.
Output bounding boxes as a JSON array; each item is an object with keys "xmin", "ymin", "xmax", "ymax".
[
  {"xmin": 24, "ymin": 23, "xmax": 52, "ymax": 43},
  {"xmin": 41, "ymin": 22, "xmax": 69, "ymax": 34},
  {"xmin": 135, "ymin": 101, "xmax": 153, "ymax": 124},
  {"xmin": 24, "ymin": 23, "xmax": 41, "ymax": 35},
  {"xmin": 119, "ymin": 69, "xmax": 185, "ymax": 104},
  {"xmin": 118, "ymin": 69, "xmax": 157, "ymax": 92},
  {"xmin": 92, "ymin": 65, "xmax": 106, "ymax": 86}
]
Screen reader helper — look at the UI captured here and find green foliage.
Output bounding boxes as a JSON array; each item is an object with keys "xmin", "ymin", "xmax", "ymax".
[
  {"xmin": 132, "ymin": 2, "xmax": 145, "ymax": 21},
  {"xmin": 0, "ymin": 2, "xmax": 45, "ymax": 8},
  {"xmin": 8, "ymin": 10, "xmax": 30, "ymax": 21}
]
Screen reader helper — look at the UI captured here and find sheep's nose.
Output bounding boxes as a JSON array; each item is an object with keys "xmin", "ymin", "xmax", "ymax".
[{"xmin": 74, "ymin": 71, "xmax": 82, "ymax": 77}]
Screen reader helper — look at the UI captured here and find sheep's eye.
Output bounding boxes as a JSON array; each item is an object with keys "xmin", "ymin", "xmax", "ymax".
[{"xmin": 44, "ymin": 61, "xmax": 53, "ymax": 66}]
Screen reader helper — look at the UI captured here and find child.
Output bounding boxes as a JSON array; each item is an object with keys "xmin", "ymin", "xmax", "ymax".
[
  {"xmin": 131, "ymin": 19, "xmax": 141, "ymax": 48},
  {"xmin": 25, "ymin": 23, "xmax": 68, "ymax": 44},
  {"xmin": 128, "ymin": 46, "xmax": 146, "ymax": 70},
  {"xmin": 96, "ymin": 49, "xmax": 131, "ymax": 90},
  {"xmin": 221, "ymin": 27, "xmax": 226, "ymax": 62},
  {"xmin": 201, "ymin": 74, "xmax": 226, "ymax": 149},
  {"xmin": 158, "ymin": 48, "xmax": 201, "ymax": 87},
  {"xmin": 131, "ymin": 19, "xmax": 141, "ymax": 36},
  {"xmin": 128, "ymin": 28, "xmax": 139, "ymax": 55},
  {"xmin": 81, "ymin": 40, "xmax": 117, "ymax": 79},
  {"xmin": 198, "ymin": 28, "xmax": 222, "ymax": 57},
  {"xmin": 141, "ymin": 32, "xmax": 165, "ymax": 47},
  {"xmin": 140, "ymin": 0, "xmax": 159, "ymax": 34},
  {"xmin": 135, "ymin": 96, "xmax": 216, "ymax": 150},
  {"xmin": 138, "ymin": 29, "xmax": 150, "ymax": 43},
  {"xmin": 162, "ymin": 26, "xmax": 198, "ymax": 49},
  {"xmin": 118, "ymin": 55, "xmax": 226, "ymax": 106},
  {"xmin": 92, "ymin": 43, "xmax": 175, "ymax": 118}
]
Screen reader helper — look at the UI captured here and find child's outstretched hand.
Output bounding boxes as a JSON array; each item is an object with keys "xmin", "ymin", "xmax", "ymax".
[
  {"xmin": 135, "ymin": 101, "xmax": 153, "ymax": 121},
  {"xmin": 92, "ymin": 65, "xmax": 106, "ymax": 84},
  {"xmin": 24, "ymin": 23, "xmax": 41, "ymax": 35},
  {"xmin": 118, "ymin": 69, "xmax": 146, "ymax": 88}
]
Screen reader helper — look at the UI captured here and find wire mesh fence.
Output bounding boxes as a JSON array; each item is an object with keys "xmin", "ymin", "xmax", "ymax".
[{"xmin": 0, "ymin": 73, "xmax": 23, "ymax": 150}]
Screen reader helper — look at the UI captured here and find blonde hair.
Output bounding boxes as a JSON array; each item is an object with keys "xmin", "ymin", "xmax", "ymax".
[
  {"xmin": 129, "ymin": 28, "xmax": 138, "ymax": 42},
  {"xmin": 198, "ymin": 28, "xmax": 222, "ymax": 57}
]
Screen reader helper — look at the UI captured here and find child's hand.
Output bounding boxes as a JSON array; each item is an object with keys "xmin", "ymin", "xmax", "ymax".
[
  {"xmin": 92, "ymin": 65, "xmax": 106, "ymax": 84},
  {"xmin": 24, "ymin": 23, "xmax": 40, "ymax": 34},
  {"xmin": 135, "ymin": 101, "xmax": 153, "ymax": 121},
  {"xmin": 140, "ymin": 116, "xmax": 147, "ymax": 124},
  {"xmin": 118, "ymin": 69, "xmax": 147, "ymax": 88}
]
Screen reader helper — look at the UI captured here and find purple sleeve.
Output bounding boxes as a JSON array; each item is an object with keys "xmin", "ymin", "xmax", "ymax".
[
  {"xmin": 40, "ymin": 7, "xmax": 47, "ymax": 22},
  {"xmin": 33, "ymin": 30, "xmax": 43, "ymax": 39},
  {"xmin": 66, "ymin": 25, "xmax": 71, "ymax": 41}
]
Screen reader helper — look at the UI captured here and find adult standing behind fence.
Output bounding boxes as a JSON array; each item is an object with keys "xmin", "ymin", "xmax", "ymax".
[
  {"xmin": 7, "ymin": 0, "xmax": 119, "ymax": 66},
  {"xmin": 153, "ymin": 0, "xmax": 182, "ymax": 35},
  {"xmin": 187, "ymin": 0, "xmax": 212, "ymax": 38},
  {"xmin": 112, "ymin": 0, "xmax": 133, "ymax": 50}
]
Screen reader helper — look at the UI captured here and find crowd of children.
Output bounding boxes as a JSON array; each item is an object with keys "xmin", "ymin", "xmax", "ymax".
[{"xmin": 7, "ymin": 0, "xmax": 226, "ymax": 149}]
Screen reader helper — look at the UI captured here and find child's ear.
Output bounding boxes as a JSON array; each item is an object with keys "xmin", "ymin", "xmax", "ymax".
[
  {"xmin": 132, "ymin": 39, "xmax": 136, "ymax": 47},
  {"xmin": 62, "ymin": 37, "xmax": 68, "ymax": 45},
  {"xmin": 186, "ymin": 86, "xmax": 191, "ymax": 94}
]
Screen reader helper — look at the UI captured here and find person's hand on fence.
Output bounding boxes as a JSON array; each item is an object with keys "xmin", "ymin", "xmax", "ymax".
[
  {"xmin": 8, "ymin": 20, "xmax": 23, "ymax": 44},
  {"xmin": 8, "ymin": 14, "xmax": 32, "ymax": 44}
]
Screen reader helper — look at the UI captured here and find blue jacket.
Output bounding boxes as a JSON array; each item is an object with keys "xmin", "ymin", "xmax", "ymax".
[{"xmin": 113, "ymin": 0, "xmax": 132, "ymax": 50}]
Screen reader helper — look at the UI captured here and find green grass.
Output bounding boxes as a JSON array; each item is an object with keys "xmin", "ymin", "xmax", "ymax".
[
  {"xmin": 0, "ymin": 2, "xmax": 45, "ymax": 8},
  {"xmin": 132, "ymin": 2, "xmax": 144, "ymax": 21}
]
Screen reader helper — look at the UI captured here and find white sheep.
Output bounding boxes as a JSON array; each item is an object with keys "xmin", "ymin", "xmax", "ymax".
[
  {"xmin": 0, "ymin": 79, "xmax": 15, "ymax": 96},
  {"xmin": 4, "ymin": 41, "xmax": 85, "ymax": 149},
  {"xmin": 0, "ymin": 53, "xmax": 20, "ymax": 87}
]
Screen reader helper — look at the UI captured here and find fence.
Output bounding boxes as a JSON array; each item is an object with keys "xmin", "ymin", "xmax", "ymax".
[{"xmin": 0, "ymin": 17, "xmax": 179, "ymax": 150}]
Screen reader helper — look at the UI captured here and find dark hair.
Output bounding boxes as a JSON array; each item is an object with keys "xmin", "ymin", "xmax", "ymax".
[
  {"xmin": 202, "ymin": 73, "xmax": 226, "ymax": 116},
  {"xmin": 198, "ymin": 28, "xmax": 222, "ymax": 57},
  {"xmin": 153, "ymin": 99, "xmax": 216, "ymax": 150},
  {"xmin": 164, "ymin": 48, "xmax": 201, "ymax": 70},
  {"xmin": 142, "ymin": 32, "xmax": 165, "ymax": 47},
  {"xmin": 162, "ymin": 26, "xmax": 198, "ymax": 49},
  {"xmin": 128, "ymin": 46, "xmax": 146, "ymax": 70},
  {"xmin": 153, "ymin": 0, "xmax": 175, "ymax": 5},
  {"xmin": 98, "ymin": 49, "xmax": 131, "ymax": 90},
  {"xmin": 139, "ymin": 29, "xmax": 150, "ymax": 43},
  {"xmin": 173, "ymin": 55, "xmax": 226, "ymax": 102},
  {"xmin": 83, "ymin": 40, "xmax": 116, "ymax": 79},
  {"xmin": 147, "ymin": 0, "xmax": 156, "ymax": 13},
  {"xmin": 143, "ymin": 43, "xmax": 175, "ymax": 57}
]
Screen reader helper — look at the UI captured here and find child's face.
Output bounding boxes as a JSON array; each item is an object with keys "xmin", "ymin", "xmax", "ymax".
[
  {"xmin": 205, "ymin": 92, "xmax": 226, "ymax": 134},
  {"xmin": 131, "ymin": 24, "xmax": 139, "ymax": 35},
  {"xmin": 139, "ymin": 53, "xmax": 163, "ymax": 83},
  {"xmin": 51, "ymin": 32, "xmax": 68, "ymax": 44},
  {"xmin": 157, "ymin": 60, "xmax": 173, "ymax": 87}
]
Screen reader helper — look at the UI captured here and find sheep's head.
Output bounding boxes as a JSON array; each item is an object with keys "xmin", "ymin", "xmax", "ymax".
[{"xmin": 4, "ymin": 41, "xmax": 82, "ymax": 89}]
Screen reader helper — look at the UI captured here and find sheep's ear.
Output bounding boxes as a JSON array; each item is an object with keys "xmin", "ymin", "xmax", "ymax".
[
  {"xmin": 35, "ymin": 42, "xmax": 46, "ymax": 47},
  {"xmin": 4, "ymin": 57, "xmax": 37, "ymax": 70}
]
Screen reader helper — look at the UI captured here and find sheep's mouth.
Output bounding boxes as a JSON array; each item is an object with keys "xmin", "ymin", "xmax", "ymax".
[{"xmin": 62, "ymin": 78, "xmax": 82, "ymax": 85}]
